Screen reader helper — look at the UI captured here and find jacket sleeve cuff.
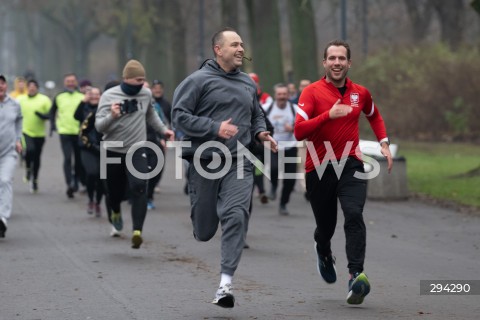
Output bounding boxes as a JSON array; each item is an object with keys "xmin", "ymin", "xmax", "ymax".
[{"xmin": 210, "ymin": 121, "xmax": 221, "ymax": 138}]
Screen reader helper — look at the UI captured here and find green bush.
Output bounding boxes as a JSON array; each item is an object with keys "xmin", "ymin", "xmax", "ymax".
[{"xmin": 352, "ymin": 44, "xmax": 480, "ymax": 142}]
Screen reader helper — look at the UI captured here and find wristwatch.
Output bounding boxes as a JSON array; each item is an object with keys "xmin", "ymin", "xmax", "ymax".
[{"xmin": 380, "ymin": 137, "xmax": 390, "ymax": 146}]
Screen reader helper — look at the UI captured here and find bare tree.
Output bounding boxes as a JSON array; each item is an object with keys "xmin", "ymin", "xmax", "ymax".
[
  {"xmin": 222, "ymin": 0, "xmax": 239, "ymax": 29},
  {"xmin": 431, "ymin": 0, "xmax": 465, "ymax": 48},
  {"xmin": 288, "ymin": 0, "xmax": 319, "ymax": 83},
  {"xmin": 404, "ymin": 0, "xmax": 434, "ymax": 42},
  {"xmin": 17, "ymin": 0, "xmax": 103, "ymax": 78},
  {"xmin": 473, "ymin": 0, "xmax": 480, "ymax": 15},
  {"xmin": 245, "ymin": 0, "xmax": 284, "ymax": 94}
]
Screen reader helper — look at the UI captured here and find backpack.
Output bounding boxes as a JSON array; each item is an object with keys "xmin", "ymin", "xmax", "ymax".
[{"xmin": 266, "ymin": 101, "xmax": 296, "ymax": 117}]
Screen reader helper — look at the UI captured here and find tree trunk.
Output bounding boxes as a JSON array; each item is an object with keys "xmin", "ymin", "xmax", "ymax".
[
  {"xmin": 222, "ymin": 0, "xmax": 239, "ymax": 29},
  {"xmin": 472, "ymin": 0, "xmax": 480, "ymax": 15},
  {"xmin": 245, "ymin": 0, "xmax": 284, "ymax": 95},
  {"xmin": 403, "ymin": 0, "xmax": 434, "ymax": 42},
  {"xmin": 145, "ymin": 20, "xmax": 170, "ymax": 87},
  {"xmin": 165, "ymin": 0, "xmax": 187, "ymax": 88},
  {"xmin": 431, "ymin": 0, "xmax": 465, "ymax": 49},
  {"xmin": 288, "ymin": 0, "xmax": 318, "ymax": 84}
]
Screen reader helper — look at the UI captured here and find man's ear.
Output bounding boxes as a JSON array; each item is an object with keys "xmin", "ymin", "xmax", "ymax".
[{"xmin": 214, "ymin": 45, "xmax": 222, "ymax": 57}]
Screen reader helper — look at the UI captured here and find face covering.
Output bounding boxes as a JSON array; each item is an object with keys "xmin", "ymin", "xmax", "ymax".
[{"xmin": 121, "ymin": 82, "xmax": 143, "ymax": 96}]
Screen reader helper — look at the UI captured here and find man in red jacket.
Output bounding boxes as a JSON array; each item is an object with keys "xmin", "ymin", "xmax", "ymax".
[{"xmin": 294, "ymin": 39, "xmax": 393, "ymax": 305}]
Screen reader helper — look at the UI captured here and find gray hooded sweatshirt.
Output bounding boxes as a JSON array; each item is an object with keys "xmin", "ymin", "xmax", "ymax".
[
  {"xmin": 172, "ymin": 60, "xmax": 266, "ymax": 159},
  {"xmin": 0, "ymin": 96, "xmax": 22, "ymax": 157},
  {"xmin": 95, "ymin": 85, "xmax": 167, "ymax": 154}
]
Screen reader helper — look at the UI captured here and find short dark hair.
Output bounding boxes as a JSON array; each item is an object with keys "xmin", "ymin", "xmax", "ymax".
[
  {"xmin": 211, "ymin": 27, "xmax": 238, "ymax": 57},
  {"xmin": 27, "ymin": 79, "xmax": 39, "ymax": 88},
  {"xmin": 104, "ymin": 80, "xmax": 120, "ymax": 91},
  {"xmin": 64, "ymin": 73, "xmax": 77, "ymax": 79},
  {"xmin": 273, "ymin": 83, "xmax": 288, "ymax": 92},
  {"xmin": 152, "ymin": 79, "xmax": 164, "ymax": 87},
  {"xmin": 323, "ymin": 40, "xmax": 351, "ymax": 60},
  {"xmin": 79, "ymin": 79, "xmax": 92, "ymax": 87}
]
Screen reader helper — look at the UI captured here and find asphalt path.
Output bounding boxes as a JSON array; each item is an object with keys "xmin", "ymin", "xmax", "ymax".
[{"xmin": 1, "ymin": 135, "xmax": 479, "ymax": 320}]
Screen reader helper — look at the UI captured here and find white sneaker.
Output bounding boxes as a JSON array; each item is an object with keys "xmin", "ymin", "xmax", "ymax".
[
  {"xmin": 110, "ymin": 226, "xmax": 122, "ymax": 237},
  {"xmin": 212, "ymin": 283, "xmax": 235, "ymax": 308},
  {"xmin": 0, "ymin": 217, "xmax": 7, "ymax": 238}
]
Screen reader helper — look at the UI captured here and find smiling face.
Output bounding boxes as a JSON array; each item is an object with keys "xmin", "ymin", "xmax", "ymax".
[
  {"xmin": 214, "ymin": 31, "xmax": 245, "ymax": 72},
  {"xmin": 323, "ymin": 45, "xmax": 352, "ymax": 87},
  {"xmin": 152, "ymin": 84, "xmax": 164, "ymax": 98},
  {"xmin": 88, "ymin": 88, "xmax": 101, "ymax": 105},
  {"xmin": 64, "ymin": 74, "xmax": 78, "ymax": 91},
  {"xmin": 274, "ymin": 85, "xmax": 289, "ymax": 108}
]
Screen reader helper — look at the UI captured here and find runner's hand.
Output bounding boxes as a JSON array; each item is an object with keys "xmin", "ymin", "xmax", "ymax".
[
  {"xmin": 329, "ymin": 99, "xmax": 352, "ymax": 119},
  {"xmin": 219, "ymin": 118, "xmax": 238, "ymax": 139},
  {"xmin": 257, "ymin": 131, "xmax": 278, "ymax": 153}
]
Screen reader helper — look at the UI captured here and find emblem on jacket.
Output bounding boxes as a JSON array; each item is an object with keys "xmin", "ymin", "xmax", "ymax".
[{"xmin": 350, "ymin": 93, "xmax": 359, "ymax": 107}]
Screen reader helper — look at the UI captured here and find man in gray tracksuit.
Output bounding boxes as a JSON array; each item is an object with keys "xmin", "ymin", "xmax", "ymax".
[
  {"xmin": 0, "ymin": 74, "xmax": 23, "ymax": 238},
  {"xmin": 172, "ymin": 28, "xmax": 277, "ymax": 308}
]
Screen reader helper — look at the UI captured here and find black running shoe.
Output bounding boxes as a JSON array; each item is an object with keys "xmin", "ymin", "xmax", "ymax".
[
  {"xmin": 66, "ymin": 187, "xmax": 74, "ymax": 198},
  {"xmin": 315, "ymin": 243, "xmax": 337, "ymax": 283},
  {"xmin": 0, "ymin": 217, "xmax": 7, "ymax": 238},
  {"xmin": 30, "ymin": 180, "xmax": 38, "ymax": 194},
  {"xmin": 24, "ymin": 169, "xmax": 31, "ymax": 183},
  {"xmin": 347, "ymin": 272, "xmax": 370, "ymax": 305}
]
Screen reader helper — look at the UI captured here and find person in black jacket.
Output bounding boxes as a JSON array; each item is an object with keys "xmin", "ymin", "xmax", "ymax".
[
  {"xmin": 243, "ymin": 104, "xmax": 274, "ymax": 249},
  {"xmin": 250, "ymin": 105, "xmax": 274, "ymax": 204},
  {"xmin": 74, "ymin": 87, "xmax": 104, "ymax": 217}
]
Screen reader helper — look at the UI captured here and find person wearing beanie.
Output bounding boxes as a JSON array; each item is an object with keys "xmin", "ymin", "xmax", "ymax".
[{"xmin": 95, "ymin": 59, "xmax": 174, "ymax": 249}]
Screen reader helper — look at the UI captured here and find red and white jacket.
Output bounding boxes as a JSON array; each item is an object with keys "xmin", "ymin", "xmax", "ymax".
[{"xmin": 294, "ymin": 77, "xmax": 387, "ymax": 173}]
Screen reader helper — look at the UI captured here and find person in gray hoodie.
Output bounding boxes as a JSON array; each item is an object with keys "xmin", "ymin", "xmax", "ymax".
[
  {"xmin": 172, "ymin": 28, "xmax": 277, "ymax": 308},
  {"xmin": 0, "ymin": 74, "xmax": 23, "ymax": 238},
  {"xmin": 95, "ymin": 60, "xmax": 174, "ymax": 249}
]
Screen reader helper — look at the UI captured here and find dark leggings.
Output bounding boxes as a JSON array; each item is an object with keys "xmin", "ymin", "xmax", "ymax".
[
  {"xmin": 59, "ymin": 134, "xmax": 85, "ymax": 188},
  {"xmin": 103, "ymin": 149, "xmax": 149, "ymax": 231},
  {"xmin": 80, "ymin": 150, "xmax": 103, "ymax": 203},
  {"xmin": 252, "ymin": 150, "xmax": 266, "ymax": 194},
  {"xmin": 306, "ymin": 157, "xmax": 367, "ymax": 274},
  {"xmin": 146, "ymin": 143, "xmax": 165, "ymax": 200},
  {"xmin": 23, "ymin": 134, "xmax": 45, "ymax": 181}
]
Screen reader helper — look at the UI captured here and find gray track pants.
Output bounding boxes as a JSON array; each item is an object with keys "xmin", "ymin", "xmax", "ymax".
[
  {"xmin": 187, "ymin": 158, "xmax": 253, "ymax": 276},
  {"xmin": 0, "ymin": 152, "xmax": 18, "ymax": 220}
]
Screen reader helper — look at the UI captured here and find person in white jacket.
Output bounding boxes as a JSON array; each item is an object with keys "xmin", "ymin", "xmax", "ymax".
[{"xmin": 0, "ymin": 74, "xmax": 23, "ymax": 238}]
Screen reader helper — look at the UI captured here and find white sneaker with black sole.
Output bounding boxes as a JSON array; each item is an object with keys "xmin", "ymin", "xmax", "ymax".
[
  {"xmin": 110, "ymin": 226, "xmax": 122, "ymax": 237},
  {"xmin": 0, "ymin": 217, "xmax": 8, "ymax": 238},
  {"xmin": 212, "ymin": 283, "xmax": 235, "ymax": 308}
]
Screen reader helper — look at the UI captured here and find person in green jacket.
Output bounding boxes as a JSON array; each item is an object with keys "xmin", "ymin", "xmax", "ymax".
[
  {"xmin": 50, "ymin": 73, "xmax": 85, "ymax": 198},
  {"xmin": 19, "ymin": 80, "xmax": 51, "ymax": 193}
]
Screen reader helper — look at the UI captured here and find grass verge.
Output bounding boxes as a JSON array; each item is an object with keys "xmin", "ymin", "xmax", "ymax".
[{"xmin": 398, "ymin": 141, "xmax": 480, "ymax": 210}]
